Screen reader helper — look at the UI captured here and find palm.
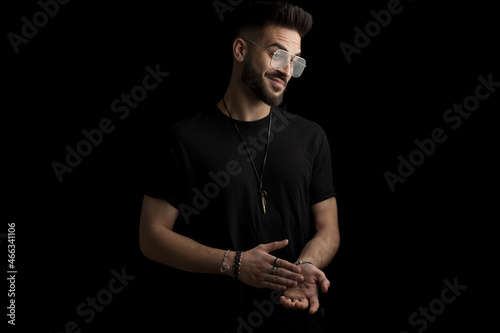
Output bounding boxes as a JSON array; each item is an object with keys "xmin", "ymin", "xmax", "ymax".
[
  {"xmin": 283, "ymin": 279, "xmax": 318, "ymax": 301},
  {"xmin": 280, "ymin": 265, "xmax": 329, "ymax": 314}
]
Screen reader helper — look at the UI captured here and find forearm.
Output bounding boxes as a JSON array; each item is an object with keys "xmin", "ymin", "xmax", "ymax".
[
  {"xmin": 296, "ymin": 227, "xmax": 339, "ymax": 270},
  {"xmin": 298, "ymin": 197, "xmax": 340, "ymax": 269},
  {"xmin": 141, "ymin": 224, "xmax": 234, "ymax": 275}
]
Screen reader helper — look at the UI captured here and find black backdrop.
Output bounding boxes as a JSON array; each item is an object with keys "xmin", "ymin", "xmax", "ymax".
[{"xmin": 4, "ymin": 0, "xmax": 498, "ymax": 332}]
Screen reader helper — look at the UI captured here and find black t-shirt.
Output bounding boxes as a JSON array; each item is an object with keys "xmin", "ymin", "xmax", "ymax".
[{"xmin": 144, "ymin": 105, "xmax": 336, "ymax": 332}]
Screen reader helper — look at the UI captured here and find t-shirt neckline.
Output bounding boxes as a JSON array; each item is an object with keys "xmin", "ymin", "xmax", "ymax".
[{"xmin": 214, "ymin": 104, "xmax": 273, "ymax": 128}]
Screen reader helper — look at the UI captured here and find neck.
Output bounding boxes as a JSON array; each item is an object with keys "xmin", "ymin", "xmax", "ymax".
[{"xmin": 218, "ymin": 78, "xmax": 271, "ymax": 122}]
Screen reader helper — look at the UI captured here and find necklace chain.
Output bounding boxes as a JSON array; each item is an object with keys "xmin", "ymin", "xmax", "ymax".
[{"xmin": 222, "ymin": 98, "xmax": 272, "ymax": 214}]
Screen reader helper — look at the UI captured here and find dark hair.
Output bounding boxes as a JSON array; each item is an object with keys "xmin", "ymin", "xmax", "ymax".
[{"xmin": 235, "ymin": 1, "xmax": 313, "ymax": 41}]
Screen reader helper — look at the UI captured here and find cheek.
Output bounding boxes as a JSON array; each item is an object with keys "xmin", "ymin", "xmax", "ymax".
[{"xmin": 253, "ymin": 54, "xmax": 273, "ymax": 73}]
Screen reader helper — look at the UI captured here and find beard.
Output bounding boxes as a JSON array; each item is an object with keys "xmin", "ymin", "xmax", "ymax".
[{"xmin": 241, "ymin": 58, "xmax": 287, "ymax": 107}]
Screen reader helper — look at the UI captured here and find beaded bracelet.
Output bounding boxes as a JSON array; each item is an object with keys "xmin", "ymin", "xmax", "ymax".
[
  {"xmin": 233, "ymin": 251, "xmax": 243, "ymax": 280},
  {"xmin": 294, "ymin": 260, "xmax": 314, "ymax": 266}
]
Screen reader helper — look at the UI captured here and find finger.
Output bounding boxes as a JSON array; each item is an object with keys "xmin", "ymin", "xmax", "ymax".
[
  {"xmin": 280, "ymin": 296, "xmax": 309, "ymax": 311},
  {"xmin": 279, "ymin": 296, "xmax": 294, "ymax": 309},
  {"xmin": 263, "ymin": 281, "xmax": 287, "ymax": 291},
  {"xmin": 274, "ymin": 266, "xmax": 303, "ymax": 283},
  {"xmin": 309, "ymin": 295, "xmax": 320, "ymax": 314},
  {"xmin": 294, "ymin": 299, "xmax": 309, "ymax": 311},
  {"xmin": 266, "ymin": 273, "xmax": 298, "ymax": 287},
  {"xmin": 292, "ymin": 298, "xmax": 309, "ymax": 311},
  {"xmin": 261, "ymin": 239, "xmax": 289, "ymax": 253},
  {"xmin": 275, "ymin": 258, "xmax": 302, "ymax": 274}
]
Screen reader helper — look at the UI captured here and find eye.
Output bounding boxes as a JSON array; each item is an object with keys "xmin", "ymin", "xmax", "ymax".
[{"xmin": 274, "ymin": 51, "xmax": 287, "ymax": 60}]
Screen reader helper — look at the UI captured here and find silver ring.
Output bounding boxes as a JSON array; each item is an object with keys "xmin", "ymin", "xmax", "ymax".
[{"xmin": 270, "ymin": 266, "xmax": 278, "ymax": 275}]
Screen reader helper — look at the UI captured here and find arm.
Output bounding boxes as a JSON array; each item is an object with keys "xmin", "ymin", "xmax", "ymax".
[
  {"xmin": 296, "ymin": 196, "xmax": 340, "ymax": 269},
  {"xmin": 280, "ymin": 196, "xmax": 340, "ymax": 313},
  {"xmin": 139, "ymin": 195, "xmax": 303, "ymax": 289},
  {"xmin": 139, "ymin": 194, "xmax": 228, "ymax": 274}
]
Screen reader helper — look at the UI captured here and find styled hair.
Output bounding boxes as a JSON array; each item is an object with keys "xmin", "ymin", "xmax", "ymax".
[{"xmin": 235, "ymin": 1, "xmax": 313, "ymax": 41}]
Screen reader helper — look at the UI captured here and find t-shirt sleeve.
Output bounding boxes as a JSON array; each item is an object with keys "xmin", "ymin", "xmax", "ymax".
[
  {"xmin": 143, "ymin": 127, "xmax": 188, "ymax": 208},
  {"xmin": 309, "ymin": 126, "xmax": 336, "ymax": 205}
]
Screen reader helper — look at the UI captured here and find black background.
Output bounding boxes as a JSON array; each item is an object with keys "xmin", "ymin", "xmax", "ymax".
[{"xmin": 3, "ymin": 0, "xmax": 498, "ymax": 332}]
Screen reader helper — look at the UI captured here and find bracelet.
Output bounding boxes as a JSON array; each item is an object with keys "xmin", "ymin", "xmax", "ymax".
[
  {"xmin": 233, "ymin": 251, "xmax": 243, "ymax": 280},
  {"xmin": 220, "ymin": 249, "xmax": 230, "ymax": 275},
  {"xmin": 294, "ymin": 260, "xmax": 314, "ymax": 266}
]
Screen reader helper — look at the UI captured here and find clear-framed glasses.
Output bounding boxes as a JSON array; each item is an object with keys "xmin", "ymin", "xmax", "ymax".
[{"xmin": 244, "ymin": 39, "xmax": 307, "ymax": 78}]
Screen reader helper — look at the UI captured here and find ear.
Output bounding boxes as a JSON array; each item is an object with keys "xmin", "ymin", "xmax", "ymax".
[{"xmin": 232, "ymin": 38, "xmax": 247, "ymax": 63}]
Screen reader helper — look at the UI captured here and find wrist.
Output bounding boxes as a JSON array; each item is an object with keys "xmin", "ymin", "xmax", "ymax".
[
  {"xmin": 220, "ymin": 250, "xmax": 237, "ymax": 277},
  {"xmin": 233, "ymin": 251, "xmax": 243, "ymax": 280},
  {"xmin": 294, "ymin": 259, "xmax": 314, "ymax": 266}
]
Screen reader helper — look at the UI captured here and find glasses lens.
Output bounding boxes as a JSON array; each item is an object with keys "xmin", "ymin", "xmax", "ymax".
[
  {"xmin": 271, "ymin": 50, "xmax": 290, "ymax": 70},
  {"xmin": 271, "ymin": 50, "xmax": 306, "ymax": 77},
  {"xmin": 292, "ymin": 57, "xmax": 306, "ymax": 77}
]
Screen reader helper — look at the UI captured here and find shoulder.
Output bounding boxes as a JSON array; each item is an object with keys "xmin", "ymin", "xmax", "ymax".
[
  {"xmin": 274, "ymin": 107, "xmax": 327, "ymax": 140},
  {"xmin": 167, "ymin": 108, "xmax": 219, "ymax": 140}
]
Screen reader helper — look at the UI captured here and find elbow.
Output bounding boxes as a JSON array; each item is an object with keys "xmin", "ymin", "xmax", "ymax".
[
  {"xmin": 139, "ymin": 226, "xmax": 156, "ymax": 261},
  {"xmin": 139, "ymin": 195, "xmax": 178, "ymax": 264},
  {"xmin": 139, "ymin": 222, "xmax": 174, "ymax": 265}
]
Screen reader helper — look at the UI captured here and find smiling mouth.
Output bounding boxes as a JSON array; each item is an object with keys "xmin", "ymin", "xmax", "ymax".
[{"xmin": 268, "ymin": 77, "xmax": 286, "ymax": 89}]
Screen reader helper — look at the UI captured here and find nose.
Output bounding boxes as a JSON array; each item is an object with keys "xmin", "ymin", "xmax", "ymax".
[{"xmin": 278, "ymin": 61, "xmax": 293, "ymax": 80}]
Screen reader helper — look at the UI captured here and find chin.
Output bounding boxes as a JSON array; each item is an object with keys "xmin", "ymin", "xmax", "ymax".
[{"xmin": 267, "ymin": 93, "xmax": 285, "ymax": 107}]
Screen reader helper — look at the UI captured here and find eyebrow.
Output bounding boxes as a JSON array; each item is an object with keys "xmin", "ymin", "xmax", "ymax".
[{"xmin": 266, "ymin": 42, "xmax": 302, "ymax": 56}]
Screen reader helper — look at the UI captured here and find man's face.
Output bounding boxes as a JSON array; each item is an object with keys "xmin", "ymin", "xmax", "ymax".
[{"xmin": 241, "ymin": 25, "xmax": 302, "ymax": 107}]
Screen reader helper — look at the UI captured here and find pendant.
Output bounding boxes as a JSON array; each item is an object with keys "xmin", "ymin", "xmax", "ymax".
[{"xmin": 261, "ymin": 190, "xmax": 268, "ymax": 214}]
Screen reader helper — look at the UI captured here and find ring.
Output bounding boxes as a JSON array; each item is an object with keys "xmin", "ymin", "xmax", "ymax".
[
  {"xmin": 270, "ymin": 266, "xmax": 278, "ymax": 275},
  {"xmin": 273, "ymin": 257, "xmax": 279, "ymax": 267}
]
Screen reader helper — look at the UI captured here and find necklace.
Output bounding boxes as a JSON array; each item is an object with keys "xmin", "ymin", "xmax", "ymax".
[{"xmin": 222, "ymin": 98, "xmax": 272, "ymax": 214}]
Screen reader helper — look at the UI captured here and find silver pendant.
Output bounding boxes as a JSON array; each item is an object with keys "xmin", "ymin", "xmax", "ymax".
[{"xmin": 261, "ymin": 190, "xmax": 267, "ymax": 214}]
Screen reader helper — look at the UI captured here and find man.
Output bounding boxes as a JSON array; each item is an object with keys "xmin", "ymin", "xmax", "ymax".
[{"xmin": 140, "ymin": 2, "xmax": 339, "ymax": 332}]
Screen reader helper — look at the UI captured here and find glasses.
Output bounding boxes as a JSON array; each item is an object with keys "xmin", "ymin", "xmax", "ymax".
[{"xmin": 244, "ymin": 39, "xmax": 307, "ymax": 78}]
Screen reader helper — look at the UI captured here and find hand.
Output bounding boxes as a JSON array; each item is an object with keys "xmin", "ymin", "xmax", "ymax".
[
  {"xmin": 239, "ymin": 239, "xmax": 304, "ymax": 291},
  {"xmin": 279, "ymin": 263, "xmax": 330, "ymax": 314}
]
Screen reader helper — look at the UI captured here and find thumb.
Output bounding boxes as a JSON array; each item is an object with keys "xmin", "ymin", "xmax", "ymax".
[
  {"xmin": 261, "ymin": 239, "xmax": 289, "ymax": 253},
  {"xmin": 319, "ymin": 276, "xmax": 330, "ymax": 293}
]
